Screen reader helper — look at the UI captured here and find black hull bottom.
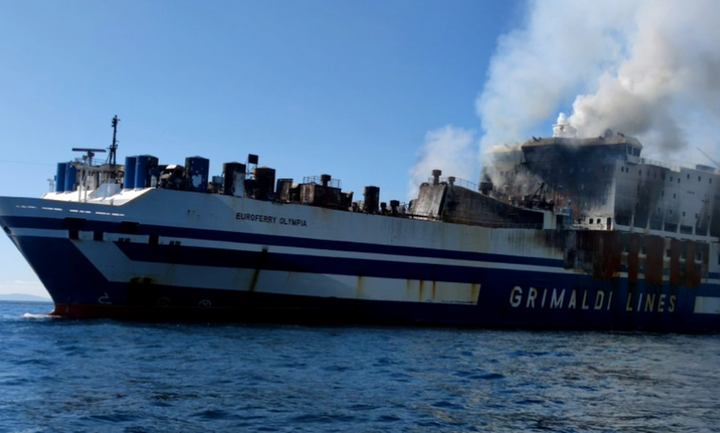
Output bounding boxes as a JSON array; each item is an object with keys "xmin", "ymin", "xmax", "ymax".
[
  {"xmin": 45, "ymin": 301, "xmax": 717, "ymax": 334},
  {"xmin": 50, "ymin": 302, "xmax": 369, "ymax": 324}
]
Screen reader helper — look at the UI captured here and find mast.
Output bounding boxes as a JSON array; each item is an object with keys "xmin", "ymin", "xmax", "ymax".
[{"xmin": 110, "ymin": 115, "xmax": 120, "ymax": 172}]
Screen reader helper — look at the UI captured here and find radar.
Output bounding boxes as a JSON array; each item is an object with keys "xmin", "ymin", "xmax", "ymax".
[{"xmin": 71, "ymin": 148, "xmax": 106, "ymax": 153}]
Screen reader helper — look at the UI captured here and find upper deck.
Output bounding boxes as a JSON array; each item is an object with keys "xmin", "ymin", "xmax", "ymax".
[{"xmin": 482, "ymin": 128, "xmax": 720, "ymax": 242}]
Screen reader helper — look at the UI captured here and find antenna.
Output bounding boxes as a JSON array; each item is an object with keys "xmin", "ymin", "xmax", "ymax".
[{"xmin": 697, "ymin": 147, "xmax": 720, "ymax": 169}]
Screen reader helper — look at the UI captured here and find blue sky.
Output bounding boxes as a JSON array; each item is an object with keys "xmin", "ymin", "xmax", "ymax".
[{"xmin": 0, "ymin": 0, "xmax": 525, "ymax": 297}]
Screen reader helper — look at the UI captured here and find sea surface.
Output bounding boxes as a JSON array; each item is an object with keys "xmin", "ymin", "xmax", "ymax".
[{"xmin": 1, "ymin": 301, "xmax": 719, "ymax": 433}]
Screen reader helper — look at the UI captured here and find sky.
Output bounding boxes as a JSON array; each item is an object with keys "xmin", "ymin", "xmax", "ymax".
[
  {"xmin": 2, "ymin": 0, "xmax": 719, "ymax": 298},
  {"xmin": 0, "ymin": 0, "xmax": 523, "ymax": 297}
]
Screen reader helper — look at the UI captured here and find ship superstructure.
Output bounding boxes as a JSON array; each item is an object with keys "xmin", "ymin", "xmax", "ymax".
[
  {"xmin": 1, "ymin": 117, "xmax": 719, "ymax": 331},
  {"xmin": 483, "ymin": 125, "xmax": 720, "ymax": 240}
]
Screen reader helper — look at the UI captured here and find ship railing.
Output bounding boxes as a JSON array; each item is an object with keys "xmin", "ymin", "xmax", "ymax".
[
  {"xmin": 72, "ymin": 157, "xmax": 109, "ymax": 167},
  {"xmin": 469, "ymin": 221, "xmax": 543, "ymax": 229},
  {"xmin": 408, "ymin": 212, "xmax": 543, "ymax": 229},
  {"xmin": 302, "ymin": 176, "xmax": 341, "ymax": 188},
  {"xmin": 426, "ymin": 176, "xmax": 479, "ymax": 191},
  {"xmin": 640, "ymin": 158, "xmax": 681, "ymax": 172}
]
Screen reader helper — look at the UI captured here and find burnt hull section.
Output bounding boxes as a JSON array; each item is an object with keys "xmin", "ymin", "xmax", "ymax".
[{"xmin": 11, "ymin": 234, "xmax": 720, "ymax": 332}]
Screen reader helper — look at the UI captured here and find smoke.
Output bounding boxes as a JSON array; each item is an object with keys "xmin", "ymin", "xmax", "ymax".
[
  {"xmin": 477, "ymin": 0, "xmax": 720, "ymax": 155},
  {"xmin": 407, "ymin": 125, "xmax": 476, "ymax": 199}
]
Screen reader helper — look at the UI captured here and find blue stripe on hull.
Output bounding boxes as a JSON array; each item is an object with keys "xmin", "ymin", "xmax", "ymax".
[
  {"xmin": 9, "ymin": 234, "xmax": 720, "ymax": 332},
  {"xmin": 12, "ymin": 236, "xmax": 110, "ymax": 305},
  {"xmin": 1, "ymin": 215, "xmax": 563, "ymax": 267}
]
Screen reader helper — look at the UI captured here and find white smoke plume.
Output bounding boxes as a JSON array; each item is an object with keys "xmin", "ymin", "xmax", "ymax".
[
  {"xmin": 407, "ymin": 125, "xmax": 476, "ymax": 199},
  {"xmin": 477, "ymin": 0, "xmax": 720, "ymax": 156}
]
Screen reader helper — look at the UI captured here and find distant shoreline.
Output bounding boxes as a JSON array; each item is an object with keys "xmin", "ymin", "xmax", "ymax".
[{"xmin": 0, "ymin": 294, "xmax": 52, "ymax": 302}]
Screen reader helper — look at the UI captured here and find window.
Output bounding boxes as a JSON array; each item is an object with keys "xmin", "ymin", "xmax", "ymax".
[
  {"xmin": 683, "ymin": 211, "xmax": 686, "ymax": 216},
  {"xmin": 639, "ymin": 170, "xmax": 642, "ymax": 176},
  {"xmin": 678, "ymin": 178, "xmax": 681, "ymax": 184},
  {"xmin": 699, "ymin": 176, "xmax": 702, "ymax": 182},
  {"xmin": 670, "ymin": 176, "xmax": 673, "ymax": 182},
  {"xmin": 589, "ymin": 218, "xmax": 594, "ymax": 224},
  {"xmin": 661, "ymin": 191, "xmax": 665, "ymax": 197},
  {"xmin": 673, "ymin": 193, "xmax": 676, "ymax": 199},
  {"xmin": 669, "ymin": 209, "xmax": 673, "ymax": 215},
  {"xmin": 687, "ymin": 174, "xmax": 690, "ymax": 180}
]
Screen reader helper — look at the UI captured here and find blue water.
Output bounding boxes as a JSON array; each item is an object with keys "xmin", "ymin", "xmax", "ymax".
[{"xmin": 1, "ymin": 301, "xmax": 719, "ymax": 432}]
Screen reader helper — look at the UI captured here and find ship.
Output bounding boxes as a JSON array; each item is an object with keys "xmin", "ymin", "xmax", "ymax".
[{"xmin": 1, "ymin": 115, "xmax": 719, "ymax": 331}]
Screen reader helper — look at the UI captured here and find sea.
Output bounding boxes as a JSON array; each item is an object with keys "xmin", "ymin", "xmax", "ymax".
[{"xmin": 1, "ymin": 301, "xmax": 719, "ymax": 433}]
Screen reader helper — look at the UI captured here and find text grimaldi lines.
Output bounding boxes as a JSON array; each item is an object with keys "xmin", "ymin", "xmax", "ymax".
[{"xmin": 509, "ymin": 286, "xmax": 677, "ymax": 313}]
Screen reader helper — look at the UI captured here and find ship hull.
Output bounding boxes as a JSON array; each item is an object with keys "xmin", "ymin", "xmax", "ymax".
[{"xmin": 2, "ymin": 191, "xmax": 720, "ymax": 332}]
